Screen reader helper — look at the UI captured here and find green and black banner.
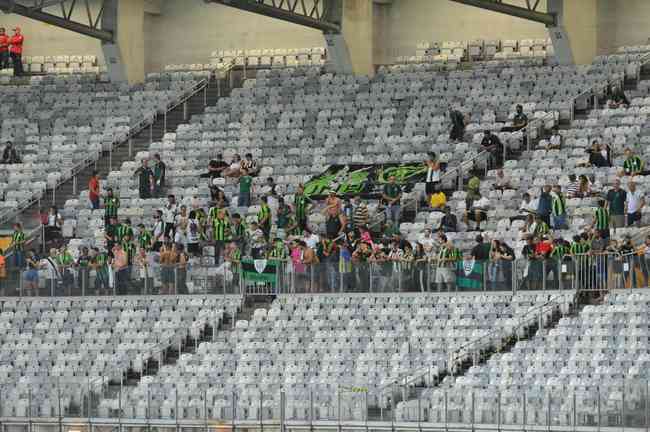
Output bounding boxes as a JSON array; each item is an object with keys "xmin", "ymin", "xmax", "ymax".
[
  {"xmin": 241, "ymin": 259, "xmax": 278, "ymax": 285},
  {"xmin": 303, "ymin": 162, "xmax": 446, "ymax": 199}
]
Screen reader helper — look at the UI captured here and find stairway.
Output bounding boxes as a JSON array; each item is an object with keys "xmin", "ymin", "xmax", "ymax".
[{"xmin": 1, "ymin": 78, "xmax": 225, "ymax": 234}]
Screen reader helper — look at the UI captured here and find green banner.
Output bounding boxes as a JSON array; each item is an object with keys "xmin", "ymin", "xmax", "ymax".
[{"xmin": 241, "ymin": 259, "xmax": 278, "ymax": 285}]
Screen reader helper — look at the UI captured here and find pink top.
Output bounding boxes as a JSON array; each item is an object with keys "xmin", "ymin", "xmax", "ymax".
[{"xmin": 291, "ymin": 248, "xmax": 305, "ymax": 274}]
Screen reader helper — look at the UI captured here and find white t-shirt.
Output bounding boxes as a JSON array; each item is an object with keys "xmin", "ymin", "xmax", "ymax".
[
  {"xmin": 549, "ymin": 134, "xmax": 561, "ymax": 147},
  {"xmin": 520, "ymin": 198, "xmax": 537, "ymax": 213},
  {"xmin": 162, "ymin": 203, "xmax": 177, "ymax": 224},
  {"xmin": 627, "ymin": 190, "xmax": 644, "ymax": 214},
  {"xmin": 187, "ymin": 219, "xmax": 200, "ymax": 243},
  {"xmin": 305, "ymin": 234, "xmax": 320, "ymax": 250},
  {"xmin": 153, "ymin": 221, "xmax": 164, "ymax": 239},
  {"xmin": 418, "ymin": 235, "xmax": 435, "ymax": 252}
]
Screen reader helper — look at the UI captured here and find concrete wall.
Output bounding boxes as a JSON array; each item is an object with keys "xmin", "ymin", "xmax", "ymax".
[
  {"xmin": 144, "ymin": 1, "xmax": 323, "ymax": 74},
  {"xmin": 116, "ymin": 0, "xmax": 145, "ymax": 83},
  {"xmin": 5, "ymin": 0, "xmax": 650, "ymax": 75}
]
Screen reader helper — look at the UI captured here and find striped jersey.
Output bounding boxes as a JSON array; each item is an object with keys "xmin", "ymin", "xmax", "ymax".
[
  {"xmin": 594, "ymin": 207, "xmax": 610, "ymax": 230},
  {"xmin": 11, "ymin": 230, "xmax": 25, "ymax": 251},
  {"xmin": 212, "ymin": 217, "xmax": 230, "ymax": 241},
  {"xmin": 104, "ymin": 196, "xmax": 120, "ymax": 217},
  {"xmin": 258, "ymin": 204, "xmax": 271, "ymax": 227},
  {"xmin": 551, "ymin": 193, "xmax": 566, "ymax": 216}
]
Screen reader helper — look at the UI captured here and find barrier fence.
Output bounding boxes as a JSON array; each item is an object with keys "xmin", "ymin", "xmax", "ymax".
[
  {"xmin": 2, "ymin": 377, "xmax": 650, "ymax": 431},
  {"xmin": 0, "ymin": 251, "xmax": 646, "ymax": 298}
]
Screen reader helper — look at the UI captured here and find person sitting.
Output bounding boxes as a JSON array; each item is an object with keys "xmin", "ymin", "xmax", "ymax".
[
  {"xmin": 510, "ymin": 192, "xmax": 538, "ymax": 222},
  {"xmin": 1, "ymin": 142, "xmax": 20, "ymax": 164},
  {"xmin": 501, "ymin": 104, "xmax": 528, "ymax": 132},
  {"xmin": 585, "ymin": 140, "xmax": 610, "ymax": 168},
  {"xmin": 546, "ymin": 127, "xmax": 562, "ymax": 150},
  {"xmin": 494, "ymin": 169, "xmax": 512, "ymax": 191},
  {"xmin": 608, "ymin": 83, "xmax": 629, "ymax": 108},
  {"xmin": 481, "ymin": 130, "xmax": 504, "ymax": 167},
  {"xmin": 429, "ymin": 184, "xmax": 446, "ymax": 211}
]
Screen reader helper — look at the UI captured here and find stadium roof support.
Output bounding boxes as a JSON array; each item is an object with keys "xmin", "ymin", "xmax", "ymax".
[
  {"xmin": 0, "ymin": 0, "xmax": 114, "ymax": 41},
  {"xmin": 206, "ymin": 0, "xmax": 342, "ymax": 34},
  {"xmin": 448, "ymin": 0, "xmax": 556, "ymax": 27}
]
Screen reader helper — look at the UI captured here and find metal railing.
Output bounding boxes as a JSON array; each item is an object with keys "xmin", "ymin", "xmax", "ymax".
[{"xmin": 3, "ymin": 250, "xmax": 646, "ymax": 298}]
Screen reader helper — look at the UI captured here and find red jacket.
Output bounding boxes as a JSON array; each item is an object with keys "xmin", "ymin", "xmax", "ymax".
[
  {"xmin": 0, "ymin": 35, "xmax": 8, "ymax": 52},
  {"xmin": 9, "ymin": 34, "xmax": 23, "ymax": 54}
]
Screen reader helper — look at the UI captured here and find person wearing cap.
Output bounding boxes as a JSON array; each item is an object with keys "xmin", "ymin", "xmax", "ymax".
[
  {"xmin": 0, "ymin": 28, "xmax": 8, "ymax": 69},
  {"xmin": 9, "ymin": 27, "xmax": 23, "ymax": 76}
]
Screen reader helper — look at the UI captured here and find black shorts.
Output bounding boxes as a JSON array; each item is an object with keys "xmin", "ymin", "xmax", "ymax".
[
  {"xmin": 425, "ymin": 181, "xmax": 439, "ymax": 195},
  {"xmin": 152, "ymin": 241, "xmax": 162, "ymax": 252},
  {"xmin": 187, "ymin": 243, "xmax": 201, "ymax": 255}
]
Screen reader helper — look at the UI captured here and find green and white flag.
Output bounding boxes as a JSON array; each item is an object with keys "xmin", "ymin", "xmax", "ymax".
[{"xmin": 241, "ymin": 259, "xmax": 278, "ymax": 285}]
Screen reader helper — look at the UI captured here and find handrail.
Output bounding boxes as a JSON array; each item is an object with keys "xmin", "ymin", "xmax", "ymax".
[
  {"xmin": 374, "ymin": 291, "xmax": 573, "ymax": 396},
  {"xmin": 0, "ymin": 77, "xmax": 210, "ymax": 226}
]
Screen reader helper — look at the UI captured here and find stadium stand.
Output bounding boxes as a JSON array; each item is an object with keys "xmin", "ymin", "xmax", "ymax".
[{"xmin": 3, "ymin": 5, "xmax": 650, "ymax": 428}]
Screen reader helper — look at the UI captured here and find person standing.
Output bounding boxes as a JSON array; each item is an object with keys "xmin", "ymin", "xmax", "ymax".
[
  {"xmin": 606, "ymin": 179, "xmax": 627, "ymax": 231},
  {"xmin": 10, "ymin": 222, "xmax": 25, "ymax": 269},
  {"xmin": 258, "ymin": 196, "xmax": 272, "ymax": 240},
  {"xmin": 382, "ymin": 175, "xmax": 402, "ymax": 226},
  {"xmin": 0, "ymin": 28, "xmax": 9, "ymax": 69},
  {"xmin": 593, "ymin": 199, "xmax": 611, "ymax": 240},
  {"xmin": 152, "ymin": 153, "xmax": 166, "ymax": 197},
  {"xmin": 103, "ymin": 188, "xmax": 119, "ymax": 227},
  {"xmin": 9, "ymin": 27, "xmax": 23, "ymax": 76},
  {"xmin": 134, "ymin": 159, "xmax": 154, "ymax": 199},
  {"xmin": 626, "ymin": 181, "xmax": 645, "ymax": 227},
  {"xmin": 237, "ymin": 168, "xmax": 253, "ymax": 208},
  {"xmin": 112, "ymin": 243, "xmax": 129, "ymax": 295},
  {"xmin": 550, "ymin": 185, "xmax": 568, "ymax": 230},
  {"xmin": 293, "ymin": 184, "xmax": 311, "ymax": 230},
  {"xmin": 88, "ymin": 171, "xmax": 101, "ymax": 210},
  {"xmin": 212, "ymin": 209, "xmax": 230, "ymax": 264}
]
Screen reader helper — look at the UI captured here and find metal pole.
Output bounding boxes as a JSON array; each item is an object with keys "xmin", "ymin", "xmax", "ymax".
[
  {"xmin": 183, "ymin": 101, "xmax": 188, "ymax": 121},
  {"xmin": 73, "ymin": 175, "xmax": 77, "ymax": 195},
  {"xmin": 280, "ymin": 391, "xmax": 285, "ymax": 432},
  {"xmin": 109, "ymin": 147, "xmax": 112, "ymax": 173},
  {"xmin": 128, "ymin": 137, "xmax": 133, "ymax": 158},
  {"xmin": 203, "ymin": 85, "xmax": 207, "ymax": 107},
  {"xmin": 149, "ymin": 123, "xmax": 153, "ymax": 144},
  {"xmin": 52, "ymin": 186, "xmax": 56, "ymax": 203},
  {"xmin": 164, "ymin": 112, "xmax": 167, "ymax": 133}
]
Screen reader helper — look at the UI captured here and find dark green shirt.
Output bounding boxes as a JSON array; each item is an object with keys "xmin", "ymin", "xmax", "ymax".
[
  {"xmin": 239, "ymin": 176, "xmax": 252, "ymax": 193},
  {"xmin": 606, "ymin": 189, "xmax": 627, "ymax": 215},
  {"xmin": 383, "ymin": 183, "xmax": 401, "ymax": 200},
  {"xmin": 294, "ymin": 194, "xmax": 310, "ymax": 220},
  {"xmin": 104, "ymin": 196, "xmax": 120, "ymax": 218}
]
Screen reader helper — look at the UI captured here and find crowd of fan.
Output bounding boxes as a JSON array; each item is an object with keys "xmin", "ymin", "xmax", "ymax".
[{"xmin": 0, "ymin": 86, "xmax": 647, "ymax": 294}]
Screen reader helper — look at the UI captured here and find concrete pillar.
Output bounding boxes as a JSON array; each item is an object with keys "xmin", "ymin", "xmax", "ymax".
[
  {"xmin": 102, "ymin": 0, "xmax": 145, "ymax": 84},
  {"xmin": 341, "ymin": 0, "xmax": 374, "ymax": 76},
  {"xmin": 560, "ymin": 0, "xmax": 597, "ymax": 64}
]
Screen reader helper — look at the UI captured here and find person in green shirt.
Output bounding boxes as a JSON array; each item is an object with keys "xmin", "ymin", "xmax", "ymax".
[
  {"xmin": 105, "ymin": 215, "xmax": 118, "ymax": 257},
  {"xmin": 623, "ymin": 148, "xmax": 646, "ymax": 176},
  {"xmin": 606, "ymin": 179, "xmax": 627, "ymax": 230},
  {"xmin": 103, "ymin": 188, "xmax": 120, "ymax": 226},
  {"xmin": 58, "ymin": 245, "xmax": 75, "ymax": 294},
  {"xmin": 592, "ymin": 199, "xmax": 610, "ymax": 240},
  {"xmin": 152, "ymin": 153, "xmax": 166, "ymax": 197},
  {"xmin": 90, "ymin": 247, "xmax": 110, "ymax": 295},
  {"xmin": 212, "ymin": 209, "xmax": 230, "ymax": 264},
  {"xmin": 258, "ymin": 196, "xmax": 272, "ymax": 239},
  {"xmin": 137, "ymin": 224, "xmax": 153, "ymax": 251},
  {"xmin": 10, "ymin": 222, "xmax": 25, "ymax": 269},
  {"xmin": 238, "ymin": 168, "xmax": 253, "ymax": 208},
  {"xmin": 276, "ymin": 197, "xmax": 291, "ymax": 239},
  {"xmin": 121, "ymin": 234, "xmax": 137, "ymax": 267},
  {"xmin": 76, "ymin": 246, "xmax": 91, "ymax": 293},
  {"xmin": 382, "ymin": 175, "xmax": 402, "ymax": 225},
  {"xmin": 293, "ymin": 184, "xmax": 311, "ymax": 229},
  {"xmin": 116, "ymin": 218, "xmax": 134, "ymax": 244}
]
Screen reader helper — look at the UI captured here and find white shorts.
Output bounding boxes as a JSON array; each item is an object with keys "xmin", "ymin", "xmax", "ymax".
[{"xmin": 435, "ymin": 267, "xmax": 454, "ymax": 284}]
